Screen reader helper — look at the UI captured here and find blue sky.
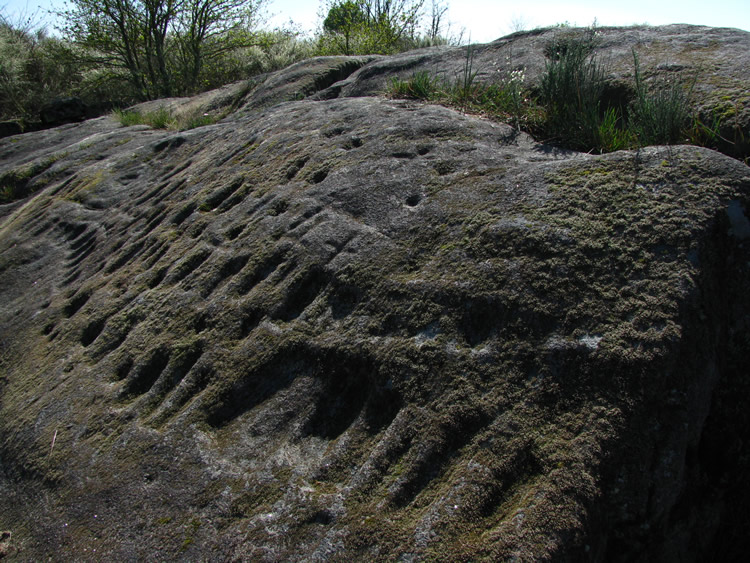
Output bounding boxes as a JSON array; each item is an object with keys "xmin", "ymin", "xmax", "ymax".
[{"xmin": 3, "ymin": 0, "xmax": 749, "ymax": 42}]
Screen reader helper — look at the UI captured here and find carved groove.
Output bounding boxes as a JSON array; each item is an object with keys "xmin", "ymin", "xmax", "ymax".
[
  {"xmin": 201, "ymin": 253, "xmax": 250, "ymax": 297},
  {"xmin": 235, "ymin": 248, "xmax": 288, "ymax": 296},
  {"xmin": 172, "ymin": 201, "xmax": 197, "ymax": 225},
  {"xmin": 204, "ymin": 352, "xmax": 306, "ymax": 428},
  {"xmin": 272, "ymin": 265, "xmax": 328, "ymax": 321},
  {"xmin": 217, "ymin": 188, "xmax": 248, "ymax": 213},
  {"xmin": 61, "ymin": 268, "xmax": 82, "ymax": 286},
  {"xmin": 162, "ymin": 161, "xmax": 192, "ymax": 182},
  {"xmin": 165, "ymin": 247, "xmax": 212, "ymax": 284},
  {"xmin": 137, "ymin": 342, "xmax": 204, "ymax": 418},
  {"xmin": 148, "ymin": 363, "xmax": 215, "ymax": 427},
  {"xmin": 140, "ymin": 205, "xmax": 168, "ymax": 234},
  {"xmin": 142, "ymin": 241, "xmax": 169, "ymax": 270},
  {"xmin": 310, "ymin": 168, "xmax": 329, "ymax": 184},
  {"xmin": 105, "ymin": 240, "xmax": 145, "ymax": 273},
  {"xmin": 224, "ymin": 224, "xmax": 244, "ymax": 240},
  {"xmin": 286, "ymin": 157, "xmax": 309, "ymax": 181},
  {"xmin": 67, "ymin": 236, "xmax": 97, "ymax": 267},
  {"xmin": 203, "ymin": 177, "xmax": 244, "ymax": 211},
  {"xmin": 388, "ymin": 409, "xmax": 488, "ymax": 507},
  {"xmin": 146, "ymin": 265, "xmax": 170, "ymax": 288},
  {"xmin": 80, "ymin": 317, "xmax": 107, "ymax": 347},
  {"xmin": 69, "ymin": 229, "xmax": 95, "ymax": 251},
  {"xmin": 60, "ymin": 221, "xmax": 87, "ymax": 241},
  {"xmin": 120, "ymin": 347, "xmax": 171, "ymax": 400},
  {"xmin": 239, "ymin": 307, "xmax": 263, "ymax": 338},
  {"xmin": 88, "ymin": 313, "xmax": 142, "ymax": 360},
  {"xmin": 63, "ymin": 289, "xmax": 92, "ymax": 318}
]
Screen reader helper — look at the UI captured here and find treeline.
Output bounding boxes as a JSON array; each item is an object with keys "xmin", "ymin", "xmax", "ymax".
[{"xmin": 0, "ymin": 0, "xmax": 455, "ymax": 125}]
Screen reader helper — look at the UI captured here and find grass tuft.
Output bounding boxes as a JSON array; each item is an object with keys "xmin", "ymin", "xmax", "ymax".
[
  {"xmin": 388, "ymin": 71, "xmax": 441, "ymax": 100},
  {"xmin": 386, "ymin": 45, "xmax": 536, "ymax": 129},
  {"xmin": 629, "ymin": 49, "xmax": 693, "ymax": 146},
  {"xmin": 537, "ymin": 32, "xmax": 608, "ymax": 150},
  {"xmin": 113, "ymin": 107, "xmax": 217, "ymax": 131}
]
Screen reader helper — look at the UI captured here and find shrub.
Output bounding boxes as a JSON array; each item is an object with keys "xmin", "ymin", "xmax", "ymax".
[
  {"xmin": 449, "ymin": 43, "xmax": 480, "ymax": 106},
  {"xmin": 60, "ymin": 0, "xmax": 269, "ymax": 99},
  {"xmin": 597, "ymin": 107, "xmax": 636, "ymax": 152},
  {"xmin": 386, "ymin": 45, "xmax": 537, "ymax": 130},
  {"xmin": 114, "ymin": 108, "xmax": 174, "ymax": 129},
  {"xmin": 318, "ymin": 0, "xmax": 425, "ymax": 56},
  {"xmin": 178, "ymin": 110, "xmax": 218, "ymax": 130},
  {"xmin": 0, "ymin": 17, "xmax": 83, "ymax": 122}
]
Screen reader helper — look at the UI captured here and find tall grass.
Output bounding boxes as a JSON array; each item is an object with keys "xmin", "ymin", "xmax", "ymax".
[
  {"xmin": 630, "ymin": 50, "xmax": 693, "ymax": 145},
  {"xmin": 537, "ymin": 34, "xmax": 608, "ymax": 150}
]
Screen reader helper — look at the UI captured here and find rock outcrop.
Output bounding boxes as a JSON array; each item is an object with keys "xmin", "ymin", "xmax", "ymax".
[
  {"xmin": 326, "ymin": 24, "xmax": 750, "ymax": 160},
  {"xmin": 39, "ymin": 97, "xmax": 89, "ymax": 127},
  {"xmin": 1, "ymin": 25, "xmax": 749, "ymax": 561}
]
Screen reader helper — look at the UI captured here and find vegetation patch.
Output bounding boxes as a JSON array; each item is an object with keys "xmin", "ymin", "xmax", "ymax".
[
  {"xmin": 387, "ymin": 28, "xmax": 737, "ymax": 158},
  {"xmin": 113, "ymin": 107, "xmax": 218, "ymax": 131}
]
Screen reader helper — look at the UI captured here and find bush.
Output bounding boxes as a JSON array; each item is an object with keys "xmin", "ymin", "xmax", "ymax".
[
  {"xmin": 536, "ymin": 31, "xmax": 701, "ymax": 152},
  {"xmin": 0, "ymin": 17, "xmax": 83, "ymax": 122},
  {"xmin": 60, "ymin": 0, "xmax": 269, "ymax": 99},
  {"xmin": 316, "ymin": 0, "xmax": 453, "ymax": 56},
  {"xmin": 198, "ymin": 30, "xmax": 317, "ymax": 87}
]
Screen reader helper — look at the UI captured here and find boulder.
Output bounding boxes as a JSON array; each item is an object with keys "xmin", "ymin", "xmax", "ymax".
[
  {"xmin": 0, "ymin": 25, "xmax": 749, "ymax": 562},
  {"xmin": 39, "ymin": 96, "xmax": 88, "ymax": 126},
  {"xmin": 0, "ymin": 121, "xmax": 22, "ymax": 138}
]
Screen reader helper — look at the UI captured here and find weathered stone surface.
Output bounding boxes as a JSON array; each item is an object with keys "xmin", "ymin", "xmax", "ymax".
[
  {"xmin": 237, "ymin": 55, "xmax": 379, "ymax": 112},
  {"xmin": 1, "ymin": 25, "xmax": 749, "ymax": 562}
]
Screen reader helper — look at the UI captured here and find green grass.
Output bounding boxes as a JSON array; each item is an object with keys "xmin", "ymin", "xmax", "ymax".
[
  {"xmin": 113, "ymin": 107, "xmax": 218, "ymax": 131},
  {"xmin": 537, "ymin": 33, "xmax": 609, "ymax": 150},
  {"xmin": 388, "ymin": 71, "xmax": 441, "ymax": 100},
  {"xmin": 114, "ymin": 108, "xmax": 174, "ymax": 129},
  {"xmin": 629, "ymin": 50, "xmax": 693, "ymax": 146},
  {"xmin": 387, "ymin": 47, "xmax": 538, "ymax": 130}
]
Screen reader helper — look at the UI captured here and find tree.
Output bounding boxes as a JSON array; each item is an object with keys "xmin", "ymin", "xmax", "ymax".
[
  {"xmin": 319, "ymin": 0, "xmax": 425, "ymax": 55},
  {"xmin": 323, "ymin": 1, "xmax": 366, "ymax": 33},
  {"xmin": 174, "ymin": 0, "xmax": 262, "ymax": 91},
  {"xmin": 322, "ymin": 1, "xmax": 365, "ymax": 55},
  {"xmin": 426, "ymin": 0, "xmax": 448, "ymax": 42},
  {"xmin": 359, "ymin": 0, "xmax": 424, "ymax": 41},
  {"xmin": 60, "ymin": 0, "xmax": 266, "ymax": 99}
]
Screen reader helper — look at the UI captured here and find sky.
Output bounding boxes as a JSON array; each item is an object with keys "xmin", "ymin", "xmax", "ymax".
[{"xmin": 2, "ymin": 0, "xmax": 749, "ymax": 42}]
